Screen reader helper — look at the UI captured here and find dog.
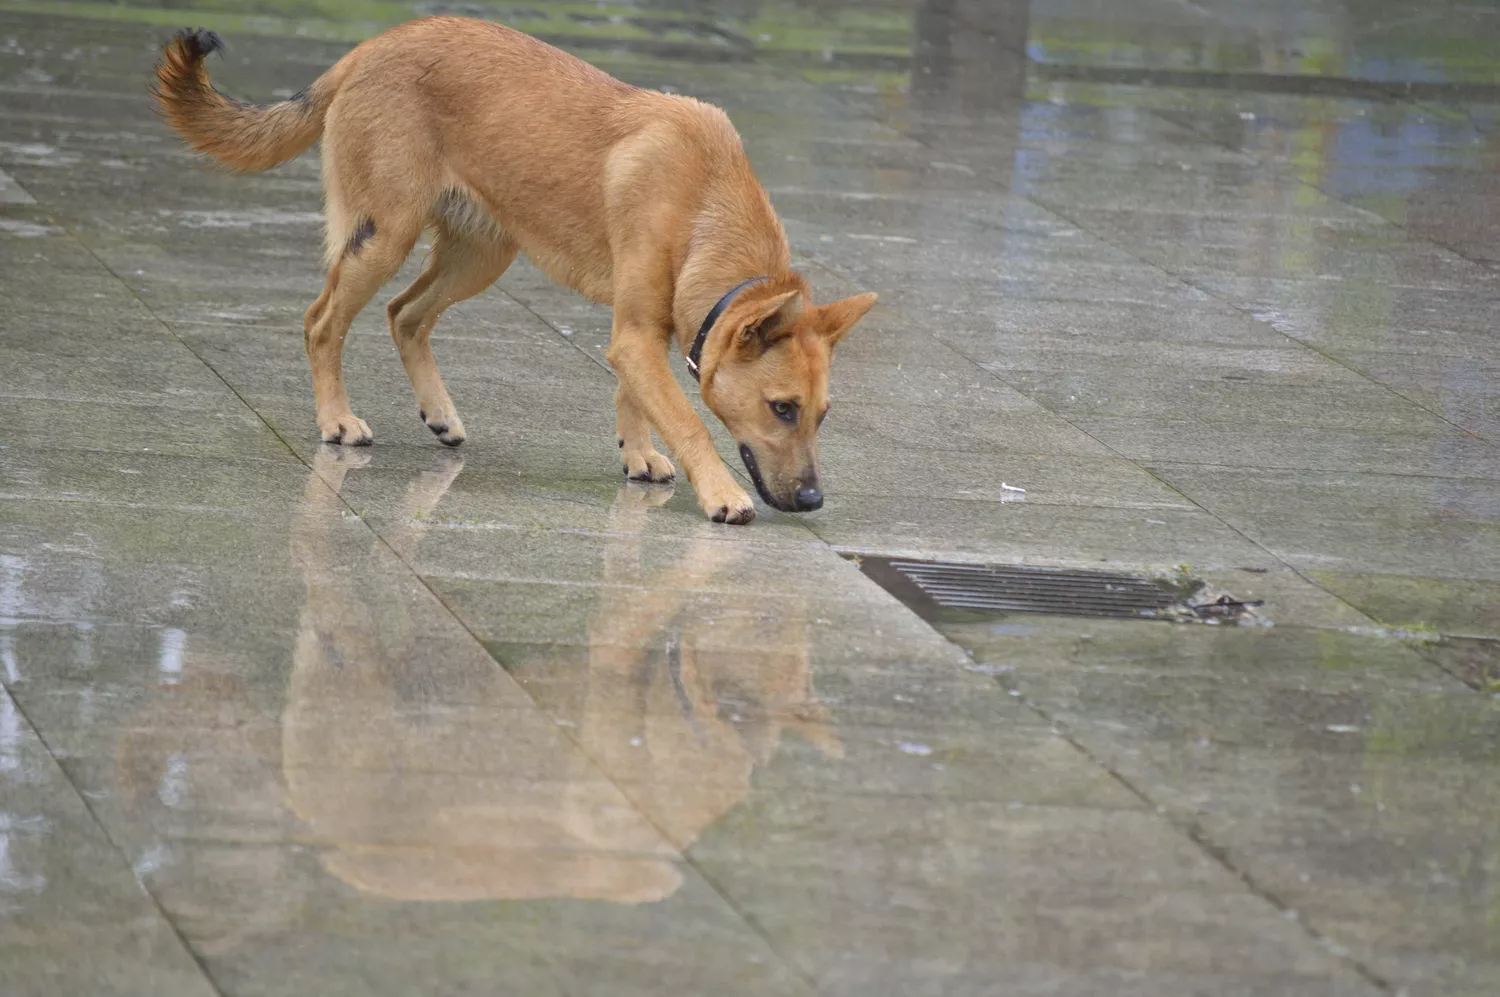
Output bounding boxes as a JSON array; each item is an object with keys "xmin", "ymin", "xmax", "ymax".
[{"xmin": 151, "ymin": 17, "xmax": 877, "ymax": 523}]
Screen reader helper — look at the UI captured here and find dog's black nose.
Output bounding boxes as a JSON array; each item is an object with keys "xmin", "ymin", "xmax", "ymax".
[{"xmin": 794, "ymin": 484, "xmax": 823, "ymax": 511}]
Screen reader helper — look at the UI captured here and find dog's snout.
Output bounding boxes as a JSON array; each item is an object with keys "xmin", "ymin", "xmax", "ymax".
[{"xmin": 794, "ymin": 483, "xmax": 823, "ymax": 511}]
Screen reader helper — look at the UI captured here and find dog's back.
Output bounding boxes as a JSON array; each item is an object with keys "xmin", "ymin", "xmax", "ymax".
[{"xmin": 154, "ymin": 16, "xmax": 773, "ymax": 298}]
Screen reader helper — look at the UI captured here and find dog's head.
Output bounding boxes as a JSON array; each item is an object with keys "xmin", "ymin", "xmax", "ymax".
[{"xmin": 700, "ymin": 283, "xmax": 877, "ymax": 513}]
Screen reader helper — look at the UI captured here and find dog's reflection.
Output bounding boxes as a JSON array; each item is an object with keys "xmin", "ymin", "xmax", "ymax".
[{"xmin": 281, "ymin": 449, "xmax": 839, "ymax": 903}]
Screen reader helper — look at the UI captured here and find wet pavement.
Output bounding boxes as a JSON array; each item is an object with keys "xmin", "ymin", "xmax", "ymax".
[{"xmin": 2, "ymin": 1, "xmax": 1499, "ymax": 995}]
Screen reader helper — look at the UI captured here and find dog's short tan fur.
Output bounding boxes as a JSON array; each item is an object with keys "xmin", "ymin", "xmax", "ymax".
[{"xmin": 152, "ymin": 17, "xmax": 876, "ymax": 523}]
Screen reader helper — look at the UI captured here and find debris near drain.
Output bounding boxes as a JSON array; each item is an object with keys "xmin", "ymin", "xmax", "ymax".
[
  {"xmin": 1190, "ymin": 594, "xmax": 1266, "ymax": 619},
  {"xmin": 846, "ymin": 553, "xmax": 1266, "ymax": 625}
]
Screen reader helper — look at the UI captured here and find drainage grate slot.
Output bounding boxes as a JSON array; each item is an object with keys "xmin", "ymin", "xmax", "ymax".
[{"xmin": 848, "ymin": 554, "xmax": 1260, "ymax": 624}]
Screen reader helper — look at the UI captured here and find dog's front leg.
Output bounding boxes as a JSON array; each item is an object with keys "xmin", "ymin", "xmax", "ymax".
[
  {"xmin": 607, "ymin": 327, "xmax": 756, "ymax": 525},
  {"xmin": 615, "ymin": 384, "xmax": 676, "ymax": 483}
]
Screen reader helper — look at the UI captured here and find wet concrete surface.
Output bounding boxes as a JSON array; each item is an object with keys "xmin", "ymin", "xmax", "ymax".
[{"xmin": 2, "ymin": 1, "xmax": 1499, "ymax": 995}]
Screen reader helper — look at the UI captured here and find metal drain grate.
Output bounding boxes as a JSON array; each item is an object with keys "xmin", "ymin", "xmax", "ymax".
[{"xmin": 848, "ymin": 554, "xmax": 1255, "ymax": 623}]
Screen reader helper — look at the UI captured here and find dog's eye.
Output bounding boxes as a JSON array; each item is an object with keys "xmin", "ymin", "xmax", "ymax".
[{"xmin": 770, "ymin": 400, "xmax": 798, "ymax": 423}]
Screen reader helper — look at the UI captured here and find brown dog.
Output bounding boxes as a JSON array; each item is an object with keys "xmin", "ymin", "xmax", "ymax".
[{"xmin": 151, "ymin": 16, "xmax": 877, "ymax": 523}]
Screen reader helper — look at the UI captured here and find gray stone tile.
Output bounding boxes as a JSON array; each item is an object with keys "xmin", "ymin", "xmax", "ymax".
[
  {"xmin": 821, "ymin": 404, "xmax": 1114, "ymax": 457},
  {"xmin": 0, "ymin": 445, "xmax": 312, "ymax": 511},
  {"xmin": 380, "ymin": 517, "xmax": 870, "ymax": 599},
  {"xmin": 973, "ymin": 341, "xmax": 1372, "ymax": 385},
  {"xmin": 492, "ymin": 637, "xmax": 1019, "ymax": 730},
  {"xmin": 430, "ymin": 575, "xmax": 951, "ymax": 657},
  {"xmin": 1190, "ymin": 276, "xmax": 1500, "ymax": 359},
  {"xmin": 1309, "ymin": 572, "xmax": 1500, "ymax": 639},
  {"xmin": 1150, "ymin": 463, "xmax": 1500, "ymax": 579},
  {"xmin": 1008, "ymin": 669, "xmax": 1500, "ymax": 997},
  {"xmin": 1058, "ymin": 205, "xmax": 1495, "ymax": 287},
  {"xmin": 1020, "ymin": 163, "xmax": 1374, "ymax": 221},
  {"xmin": 817, "ymin": 442, "xmax": 1195, "ymax": 508},
  {"xmin": 934, "ymin": 296, "xmax": 1296, "ymax": 352},
  {"xmin": 0, "ymin": 396, "xmax": 290, "ymax": 462},
  {"xmin": 1074, "ymin": 417, "xmax": 1500, "ymax": 478},
  {"xmin": 1151, "ymin": 465, "xmax": 1500, "ymax": 527},
  {"xmin": 690, "ymin": 797, "xmax": 1371, "ymax": 995},
  {"xmin": 0, "ymin": 496, "xmax": 370, "ymax": 567},
  {"xmin": 951, "ymin": 615, "xmax": 1459, "ymax": 692},
  {"xmin": 1334, "ymin": 350, "xmax": 1500, "ymax": 439},
  {"xmin": 1416, "ymin": 636, "xmax": 1500, "ymax": 692},
  {"xmin": 0, "ymin": 689, "xmax": 216, "ymax": 997},
  {"xmin": 130, "ymin": 842, "xmax": 809, "ymax": 997},
  {"xmin": 827, "ymin": 358, "xmax": 1044, "ymax": 413},
  {"xmin": 0, "ymin": 344, "xmax": 241, "ymax": 411},
  {"xmin": 805, "ymin": 496, "xmax": 1278, "ymax": 571}
]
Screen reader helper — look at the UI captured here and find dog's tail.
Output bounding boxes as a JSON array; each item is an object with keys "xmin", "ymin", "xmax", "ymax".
[{"xmin": 151, "ymin": 29, "xmax": 351, "ymax": 173}]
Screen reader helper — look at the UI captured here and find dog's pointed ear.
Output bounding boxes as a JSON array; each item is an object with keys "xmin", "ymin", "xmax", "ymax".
[
  {"xmin": 735, "ymin": 289, "xmax": 802, "ymax": 353},
  {"xmin": 817, "ymin": 292, "xmax": 878, "ymax": 345}
]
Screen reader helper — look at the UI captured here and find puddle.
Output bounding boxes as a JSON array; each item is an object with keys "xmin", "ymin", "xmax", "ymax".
[
  {"xmin": 847, "ymin": 554, "xmax": 1263, "ymax": 625},
  {"xmin": 158, "ymin": 209, "xmax": 324, "ymax": 230},
  {"xmin": 0, "ymin": 219, "xmax": 60, "ymax": 237}
]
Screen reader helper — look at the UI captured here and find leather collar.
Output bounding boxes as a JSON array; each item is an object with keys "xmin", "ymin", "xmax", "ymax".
[{"xmin": 686, "ymin": 277, "xmax": 767, "ymax": 382}]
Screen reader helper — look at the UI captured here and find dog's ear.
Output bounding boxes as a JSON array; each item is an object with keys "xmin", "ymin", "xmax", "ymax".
[
  {"xmin": 817, "ymin": 292, "xmax": 878, "ymax": 345},
  {"xmin": 735, "ymin": 290, "xmax": 802, "ymax": 354}
]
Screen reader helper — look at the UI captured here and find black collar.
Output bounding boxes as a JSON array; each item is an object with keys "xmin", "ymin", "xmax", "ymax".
[{"xmin": 686, "ymin": 277, "xmax": 767, "ymax": 382}]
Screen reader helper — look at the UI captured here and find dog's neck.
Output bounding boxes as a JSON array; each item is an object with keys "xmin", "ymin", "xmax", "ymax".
[
  {"xmin": 675, "ymin": 265, "xmax": 804, "ymax": 386},
  {"xmin": 672, "ymin": 189, "xmax": 794, "ymax": 358}
]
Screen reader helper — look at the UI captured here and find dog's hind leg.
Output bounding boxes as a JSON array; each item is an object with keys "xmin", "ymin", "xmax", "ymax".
[
  {"xmin": 305, "ymin": 214, "xmax": 420, "ymax": 445},
  {"xmin": 615, "ymin": 385, "xmax": 675, "ymax": 482},
  {"xmin": 387, "ymin": 222, "xmax": 517, "ymax": 447}
]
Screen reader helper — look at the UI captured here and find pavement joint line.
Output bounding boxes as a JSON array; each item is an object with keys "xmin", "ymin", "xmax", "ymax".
[
  {"xmin": 0, "ymin": 682, "xmax": 229, "ymax": 997},
  {"xmin": 494, "ymin": 285, "xmax": 618, "ymax": 376},
  {"xmin": 991, "ymin": 678, "xmax": 1397, "ymax": 995}
]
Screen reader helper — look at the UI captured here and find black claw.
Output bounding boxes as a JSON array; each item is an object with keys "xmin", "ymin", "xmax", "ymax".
[
  {"xmin": 712, "ymin": 506, "xmax": 728, "ymax": 523},
  {"xmin": 617, "ymin": 438, "xmax": 624, "ymax": 448},
  {"xmin": 724, "ymin": 505, "xmax": 755, "ymax": 526},
  {"xmin": 428, "ymin": 422, "xmax": 447, "ymax": 435},
  {"xmin": 418, "ymin": 409, "xmax": 426, "ymax": 421},
  {"xmin": 438, "ymin": 436, "xmax": 463, "ymax": 448}
]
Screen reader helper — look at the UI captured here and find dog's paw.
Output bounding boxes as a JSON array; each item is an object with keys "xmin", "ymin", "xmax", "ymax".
[
  {"xmin": 621, "ymin": 447, "xmax": 675, "ymax": 483},
  {"xmin": 700, "ymin": 483, "xmax": 756, "ymax": 525},
  {"xmin": 418, "ymin": 407, "xmax": 465, "ymax": 448},
  {"xmin": 319, "ymin": 413, "xmax": 373, "ymax": 447}
]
